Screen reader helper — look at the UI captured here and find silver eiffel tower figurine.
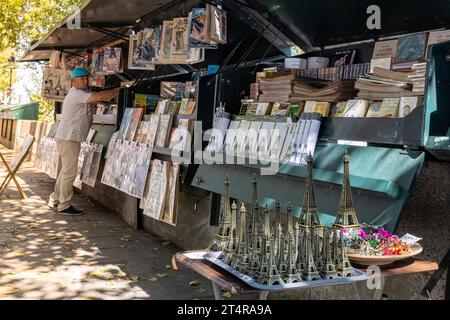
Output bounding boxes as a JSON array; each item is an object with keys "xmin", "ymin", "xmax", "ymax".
[
  {"xmin": 296, "ymin": 228, "xmax": 306, "ymax": 272},
  {"xmin": 234, "ymin": 203, "xmax": 250, "ymax": 273},
  {"xmin": 332, "ymin": 228, "xmax": 341, "ymax": 266},
  {"xmin": 312, "ymin": 227, "xmax": 323, "ymax": 272},
  {"xmin": 248, "ymin": 202, "xmax": 262, "ymax": 279},
  {"xmin": 274, "ymin": 201, "xmax": 282, "ymax": 258},
  {"xmin": 334, "ymin": 152, "xmax": 361, "ymax": 229},
  {"xmin": 283, "ymin": 232, "xmax": 303, "ymax": 283},
  {"xmin": 258, "ymin": 237, "xmax": 285, "ymax": 286},
  {"xmin": 210, "ymin": 176, "xmax": 233, "ymax": 252},
  {"xmin": 336, "ymin": 232, "xmax": 359, "ymax": 277},
  {"xmin": 320, "ymin": 228, "xmax": 338, "ymax": 280},
  {"xmin": 302, "ymin": 227, "xmax": 322, "ymax": 281},
  {"xmin": 277, "ymin": 233, "xmax": 287, "ymax": 276},
  {"xmin": 223, "ymin": 201, "xmax": 238, "ymax": 265}
]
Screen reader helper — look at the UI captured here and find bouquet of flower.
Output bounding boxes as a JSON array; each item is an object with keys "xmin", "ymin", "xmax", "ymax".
[{"xmin": 340, "ymin": 227, "xmax": 412, "ymax": 256}]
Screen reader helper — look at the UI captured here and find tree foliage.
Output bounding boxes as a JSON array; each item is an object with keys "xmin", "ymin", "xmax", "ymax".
[{"xmin": 0, "ymin": 0, "xmax": 82, "ymax": 117}]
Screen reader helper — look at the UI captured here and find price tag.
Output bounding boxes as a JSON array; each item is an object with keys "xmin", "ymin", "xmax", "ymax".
[{"xmin": 400, "ymin": 233, "xmax": 422, "ymax": 246}]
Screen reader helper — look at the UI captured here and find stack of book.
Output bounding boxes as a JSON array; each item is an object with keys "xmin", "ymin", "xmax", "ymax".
[
  {"xmin": 258, "ymin": 74, "xmax": 294, "ymax": 103},
  {"xmin": 408, "ymin": 62, "xmax": 427, "ymax": 94},
  {"xmin": 355, "ymin": 73, "xmax": 418, "ymax": 100},
  {"xmin": 297, "ymin": 63, "xmax": 370, "ymax": 80},
  {"xmin": 291, "ymin": 79, "xmax": 356, "ymax": 103}
]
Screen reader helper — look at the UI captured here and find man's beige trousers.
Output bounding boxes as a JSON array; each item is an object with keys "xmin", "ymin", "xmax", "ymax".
[{"xmin": 49, "ymin": 139, "xmax": 81, "ymax": 211}]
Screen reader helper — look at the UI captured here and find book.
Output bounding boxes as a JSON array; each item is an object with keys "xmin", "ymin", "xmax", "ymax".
[
  {"xmin": 342, "ymin": 99, "xmax": 369, "ymax": 117},
  {"xmin": 161, "ymin": 163, "xmax": 180, "ymax": 225},
  {"xmin": 330, "ymin": 49, "xmax": 356, "ymax": 67},
  {"xmin": 255, "ymin": 102, "xmax": 271, "ymax": 115},
  {"xmin": 160, "ymin": 81, "xmax": 179, "ymax": 98},
  {"xmin": 128, "ymin": 28, "xmax": 157, "ymax": 70},
  {"xmin": 377, "ymin": 98, "xmax": 400, "ymax": 118},
  {"xmin": 184, "ymin": 101, "xmax": 196, "ymax": 115},
  {"xmin": 168, "ymin": 101, "xmax": 181, "ymax": 115},
  {"xmin": 156, "ymin": 99, "xmax": 170, "ymax": 114},
  {"xmin": 119, "ymin": 108, "xmax": 134, "ymax": 140},
  {"xmin": 178, "ymin": 98, "xmax": 190, "ymax": 114},
  {"xmin": 103, "ymin": 47, "xmax": 122, "ymax": 73},
  {"xmin": 135, "ymin": 121, "xmax": 150, "ymax": 143},
  {"xmin": 86, "ymin": 129, "xmax": 96, "ymax": 143},
  {"xmin": 395, "ymin": 33, "xmax": 427, "ymax": 63},
  {"xmin": 330, "ymin": 101, "xmax": 347, "ymax": 118},
  {"xmin": 372, "ymin": 40, "xmax": 398, "ymax": 59},
  {"xmin": 91, "ymin": 49, "xmax": 104, "ymax": 74},
  {"xmin": 287, "ymin": 102, "xmax": 304, "ymax": 117},
  {"xmin": 126, "ymin": 108, "xmax": 144, "ymax": 141},
  {"xmin": 246, "ymin": 103, "xmax": 259, "ymax": 116},
  {"xmin": 313, "ymin": 102, "xmax": 331, "ymax": 117},
  {"xmin": 161, "ymin": 20, "xmax": 174, "ymax": 62},
  {"xmin": 169, "ymin": 119, "xmax": 192, "ymax": 152},
  {"xmin": 143, "ymin": 160, "xmax": 169, "ymax": 220},
  {"xmin": 155, "ymin": 114, "xmax": 174, "ymax": 147},
  {"xmin": 147, "ymin": 114, "xmax": 160, "ymax": 146},
  {"xmin": 399, "ymin": 96, "xmax": 421, "ymax": 117},
  {"xmin": 171, "ymin": 17, "xmax": 189, "ymax": 60},
  {"xmin": 365, "ymin": 101, "xmax": 383, "ymax": 117},
  {"xmin": 188, "ymin": 8, "xmax": 217, "ymax": 49},
  {"xmin": 304, "ymin": 101, "xmax": 317, "ymax": 113},
  {"xmin": 370, "ymin": 57, "xmax": 392, "ymax": 73},
  {"xmin": 208, "ymin": 4, "xmax": 227, "ymax": 44},
  {"xmin": 427, "ymin": 30, "xmax": 450, "ymax": 52},
  {"xmin": 134, "ymin": 94, "xmax": 160, "ymax": 114}
]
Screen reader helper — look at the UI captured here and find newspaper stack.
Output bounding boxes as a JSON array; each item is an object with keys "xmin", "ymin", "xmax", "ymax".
[
  {"xmin": 291, "ymin": 79, "xmax": 356, "ymax": 103},
  {"xmin": 258, "ymin": 74, "xmax": 294, "ymax": 103}
]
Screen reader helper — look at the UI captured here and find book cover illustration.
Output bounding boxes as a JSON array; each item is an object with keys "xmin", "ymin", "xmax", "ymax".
[
  {"xmin": 161, "ymin": 163, "xmax": 180, "ymax": 225},
  {"xmin": 155, "ymin": 114, "xmax": 174, "ymax": 147},
  {"xmin": 184, "ymin": 101, "xmax": 197, "ymax": 115},
  {"xmin": 129, "ymin": 143, "xmax": 153, "ymax": 198},
  {"xmin": 331, "ymin": 49, "xmax": 356, "ymax": 67},
  {"xmin": 147, "ymin": 114, "xmax": 160, "ymax": 146},
  {"xmin": 91, "ymin": 49, "xmax": 104, "ymax": 74},
  {"xmin": 103, "ymin": 47, "xmax": 122, "ymax": 73},
  {"xmin": 160, "ymin": 81, "xmax": 179, "ymax": 98},
  {"xmin": 128, "ymin": 28, "xmax": 157, "ymax": 70},
  {"xmin": 161, "ymin": 20, "xmax": 174, "ymax": 62},
  {"xmin": 171, "ymin": 18, "xmax": 189, "ymax": 59},
  {"xmin": 42, "ymin": 67, "xmax": 72, "ymax": 101},
  {"xmin": 330, "ymin": 101, "xmax": 347, "ymax": 117},
  {"xmin": 209, "ymin": 4, "xmax": 227, "ymax": 44},
  {"xmin": 126, "ymin": 108, "xmax": 144, "ymax": 141},
  {"xmin": 188, "ymin": 8, "xmax": 217, "ymax": 49},
  {"xmin": 365, "ymin": 101, "xmax": 383, "ymax": 117},
  {"xmin": 395, "ymin": 33, "xmax": 427, "ymax": 63},
  {"xmin": 82, "ymin": 144, "xmax": 103, "ymax": 188},
  {"xmin": 144, "ymin": 160, "xmax": 169, "ymax": 220},
  {"xmin": 156, "ymin": 99, "xmax": 170, "ymax": 114},
  {"xmin": 372, "ymin": 40, "xmax": 398, "ymax": 59},
  {"xmin": 169, "ymin": 119, "xmax": 191, "ymax": 152},
  {"xmin": 119, "ymin": 108, "xmax": 134, "ymax": 140},
  {"xmin": 399, "ymin": 96, "xmax": 421, "ymax": 117},
  {"xmin": 135, "ymin": 121, "xmax": 150, "ymax": 143},
  {"xmin": 134, "ymin": 94, "xmax": 160, "ymax": 114},
  {"xmin": 73, "ymin": 142, "xmax": 90, "ymax": 189},
  {"xmin": 342, "ymin": 99, "xmax": 369, "ymax": 117}
]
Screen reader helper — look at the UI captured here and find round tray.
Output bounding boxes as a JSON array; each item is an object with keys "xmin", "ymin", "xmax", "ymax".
[{"xmin": 347, "ymin": 244, "xmax": 423, "ymax": 266}]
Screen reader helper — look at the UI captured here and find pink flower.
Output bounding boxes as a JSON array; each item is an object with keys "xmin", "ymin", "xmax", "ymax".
[
  {"xmin": 358, "ymin": 228, "xmax": 368, "ymax": 239},
  {"xmin": 378, "ymin": 228, "xmax": 391, "ymax": 239}
]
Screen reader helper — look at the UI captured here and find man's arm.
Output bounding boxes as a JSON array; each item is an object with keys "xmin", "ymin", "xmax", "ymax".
[{"xmin": 87, "ymin": 87, "xmax": 121, "ymax": 103}]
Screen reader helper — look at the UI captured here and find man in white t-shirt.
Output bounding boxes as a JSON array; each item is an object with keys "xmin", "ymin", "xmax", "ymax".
[{"xmin": 49, "ymin": 67, "xmax": 120, "ymax": 215}]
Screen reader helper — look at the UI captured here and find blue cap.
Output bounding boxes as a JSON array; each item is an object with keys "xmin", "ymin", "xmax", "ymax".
[{"xmin": 71, "ymin": 67, "xmax": 90, "ymax": 78}]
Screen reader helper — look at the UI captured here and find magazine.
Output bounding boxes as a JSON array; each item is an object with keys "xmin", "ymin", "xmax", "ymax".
[
  {"xmin": 188, "ymin": 8, "xmax": 217, "ymax": 49},
  {"xmin": 119, "ymin": 108, "xmax": 133, "ymax": 140},
  {"xmin": 161, "ymin": 20, "xmax": 174, "ymax": 62},
  {"xmin": 171, "ymin": 18, "xmax": 189, "ymax": 59},
  {"xmin": 209, "ymin": 4, "xmax": 227, "ymax": 44},
  {"xmin": 128, "ymin": 28, "xmax": 157, "ymax": 70},
  {"xmin": 103, "ymin": 47, "xmax": 122, "ymax": 73},
  {"xmin": 125, "ymin": 108, "xmax": 144, "ymax": 141},
  {"xmin": 91, "ymin": 49, "xmax": 105, "ymax": 74}
]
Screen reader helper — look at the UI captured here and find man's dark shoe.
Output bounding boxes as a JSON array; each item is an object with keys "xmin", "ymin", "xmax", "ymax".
[{"xmin": 58, "ymin": 205, "xmax": 84, "ymax": 215}]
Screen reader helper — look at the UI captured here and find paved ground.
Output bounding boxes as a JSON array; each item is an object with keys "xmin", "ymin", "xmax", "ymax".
[{"xmin": 0, "ymin": 146, "xmax": 216, "ymax": 300}]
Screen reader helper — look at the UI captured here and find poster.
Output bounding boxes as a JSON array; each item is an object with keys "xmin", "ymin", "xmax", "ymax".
[
  {"xmin": 128, "ymin": 28, "xmax": 157, "ymax": 70},
  {"xmin": 42, "ymin": 67, "xmax": 72, "ymax": 101}
]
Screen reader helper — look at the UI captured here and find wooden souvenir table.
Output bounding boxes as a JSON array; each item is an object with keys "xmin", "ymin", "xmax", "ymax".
[{"xmin": 172, "ymin": 250, "xmax": 438, "ymax": 300}]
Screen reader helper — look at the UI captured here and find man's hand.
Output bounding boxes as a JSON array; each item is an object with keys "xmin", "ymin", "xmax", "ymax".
[{"xmin": 87, "ymin": 87, "xmax": 121, "ymax": 103}]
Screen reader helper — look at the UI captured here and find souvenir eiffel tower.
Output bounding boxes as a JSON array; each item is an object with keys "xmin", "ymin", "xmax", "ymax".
[
  {"xmin": 210, "ymin": 176, "xmax": 232, "ymax": 253},
  {"xmin": 334, "ymin": 152, "xmax": 361, "ymax": 229},
  {"xmin": 283, "ymin": 232, "xmax": 303, "ymax": 283},
  {"xmin": 247, "ymin": 174, "xmax": 259, "ymax": 237},
  {"xmin": 248, "ymin": 202, "xmax": 262, "ymax": 278},
  {"xmin": 258, "ymin": 237, "xmax": 285, "ymax": 285},
  {"xmin": 233, "ymin": 203, "xmax": 250, "ymax": 273},
  {"xmin": 312, "ymin": 227, "xmax": 323, "ymax": 272},
  {"xmin": 223, "ymin": 201, "xmax": 238, "ymax": 265},
  {"xmin": 298, "ymin": 154, "xmax": 323, "ymax": 232},
  {"xmin": 296, "ymin": 228, "xmax": 306, "ymax": 272},
  {"xmin": 302, "ymin": 227, "xmax": 322, "ymax": 281},
  {"xmin": 274, "ymin": 200, "xmax": 282, "ymax": 257},
  {"xmin": 336, "ymin": 233, "xmax": 359, "ymax": 277},
  {"xmin": 320, "ymin": 229, "xmax": 338, "ymax": 280},
  {"xmin": 331, "ymin": 228, "xmax": 341, "ymax": 266},
  {"xmin": 277, "ymin": 233, "xmax": 287, "ymax": 276},
  {"xmin": 286, "ymin": 203, "xmax": 299, "ymax": 263}
]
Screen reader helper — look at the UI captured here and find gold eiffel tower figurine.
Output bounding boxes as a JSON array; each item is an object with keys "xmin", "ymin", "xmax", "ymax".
[
  {"xmin": 334, "ymin": 152, "xmax": 361, "ymax": 229},
  {"xmin": 234, "ymin": 203, "xmax": 250, "ymax": 273},
  {"xmin": 302, "ymin": 227, "xmax": 322, "ymax": 281},
  {"xmin": 248, "ymin": 202, "xmax": 262, "ymax": 279},
  {"xmin": 223, "ymin": 201, "xmax": 238, "ymax": 265},
  {"xmin": 298, "ymin": 154, "xmax": 323, "ymax": 231},
  {"xmin": 210, "ymin": 176, "xmax": 232, "ymax": 252},
  {"xmin": 283, "ymin": 232, "xmax": 303, "ymax": 283},
  {"xmin": 258, "ymin": 237, "xmax": 285, "ymax": 285},
  {"xmin": 320, "ymin": 229, "xmax": 338, "ymax": 280},
  {"xmin": 336, "ymin": 232, "xmax": 359, "ymax": 277}
]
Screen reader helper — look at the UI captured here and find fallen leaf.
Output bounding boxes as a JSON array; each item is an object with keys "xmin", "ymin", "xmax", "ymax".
[
  {"xmin": 222, "ymin": 292, "xmax": 232, "ymax": 298},
  {"xmin": 189, "ymin": 280, "xmax": 200, "ymax": 287},
  {"xmin": 128, "ymin": 275, "xmax": 140, "ymax": 282},
  {"xmin": 165, "ymin": 264, "xmax": 172, "ymax": 270},
  {"xmin": 148, "ymin": 277, "xmax": 158, "ymax": 282},
  {"xmin": 156, "ymin": 273, "xmax": 167, "ymax": 278}
]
